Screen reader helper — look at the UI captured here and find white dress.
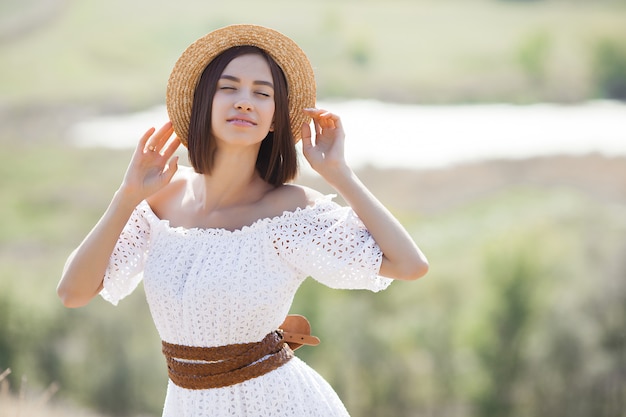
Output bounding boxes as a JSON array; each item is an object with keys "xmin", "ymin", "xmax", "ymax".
[{"xmin": 100, "ymin": 195, "xmax": 393, "ymax": 417}]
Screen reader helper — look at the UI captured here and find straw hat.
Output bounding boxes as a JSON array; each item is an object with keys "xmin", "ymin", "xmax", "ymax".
[{"xmin": 166, "ymin": 24, "xmax": 317, "ymax": 146}]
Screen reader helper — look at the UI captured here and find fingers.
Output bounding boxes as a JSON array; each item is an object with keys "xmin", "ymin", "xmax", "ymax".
[
  {"xmin": 162, "ymin": 156, "xmax": 179, "ymax": 183},
  {"xmin": 303, "ymin": 108, "xmax": 341, "ymax": 132},
  {"xmin": 138, "ymin": 127, "xmax": 156, "ymax": 150},
  {"xmin": 162, "ymin": 135, "xmax": 182, "ymax": 158},
  {"xmin": 300, "ymin": 122, "xmax": 312, "ymax": 148},
  {"xmin": 303, "ymin": 108, "xmax": 344, "ymax": 144},
  {"xmin": 144, "ymin": 121, "xmax": 174, "ymax": 153},
  {"xmin": 302, "ymin": 108, "xmax": 345, "ymax": 149}
]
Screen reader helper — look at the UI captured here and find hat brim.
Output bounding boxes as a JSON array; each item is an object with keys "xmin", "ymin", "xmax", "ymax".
[{"xmin": 166, "ymin": 24, "xmax": 316, "ymax": 147}]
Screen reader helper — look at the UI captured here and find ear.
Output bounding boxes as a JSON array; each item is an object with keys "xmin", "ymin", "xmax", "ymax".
[{"xmin": 269, "ymin": 122, "xmax": 275, "ymax": 132}]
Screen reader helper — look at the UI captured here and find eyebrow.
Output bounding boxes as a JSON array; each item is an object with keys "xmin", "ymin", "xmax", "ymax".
[{"xmin": 220, "ymin": 74, "xmax": 274, "ymax": 89}]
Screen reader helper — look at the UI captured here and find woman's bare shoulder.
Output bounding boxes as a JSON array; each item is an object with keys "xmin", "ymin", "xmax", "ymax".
[{"xmin": 264, "ymin": 183, "xmax": 326, "ymax": 214}]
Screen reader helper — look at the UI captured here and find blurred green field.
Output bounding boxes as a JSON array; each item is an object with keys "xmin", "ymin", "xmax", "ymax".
[
  {"xmin": 1, "ymin": 141, "xmax": 624, "ymax": 416},
  {"xmin": 1, "ymin": 0, "xmax": 626, "ymax": 108}
]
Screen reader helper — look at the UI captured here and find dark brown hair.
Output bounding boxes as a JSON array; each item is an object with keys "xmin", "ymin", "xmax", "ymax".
[{"xmin": 187, "ymin": 46, "xmax": 297, "ymax": 185}]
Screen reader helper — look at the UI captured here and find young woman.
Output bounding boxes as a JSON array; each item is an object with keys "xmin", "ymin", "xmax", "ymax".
[{"xmin": 58, "ymin": 24, "xmax": 428, "ymax": 417}]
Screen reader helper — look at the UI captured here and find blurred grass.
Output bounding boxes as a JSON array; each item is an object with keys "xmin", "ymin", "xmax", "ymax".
[
  {"xmin": 1, "ymin": 139, "xmax": 624, "ymax": 415},
  {"xmin": 1, "ymin": 0, "xmax": 626, "ymax": 107},
  {"xmin": 291, "ymin": 180, "xmax": 626, "ymax": 416}
]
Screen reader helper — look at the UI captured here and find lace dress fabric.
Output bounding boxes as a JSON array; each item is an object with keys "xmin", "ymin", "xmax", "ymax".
[{"xmin": 101, "ymin": 195, "xmax": 392, "ymax": 417}]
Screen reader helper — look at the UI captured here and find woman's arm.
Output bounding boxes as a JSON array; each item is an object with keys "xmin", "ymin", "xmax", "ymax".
[
  {"xmin": 57, "ymin": 123, "xmax": 180, "ymax": 307},
  {"xmin": 301, "ymin": 109, "xmax": 428, "ymax": 281},
  {"xmin": 58, "ymin": 192, "xmax": 139, "ymax": 307}
]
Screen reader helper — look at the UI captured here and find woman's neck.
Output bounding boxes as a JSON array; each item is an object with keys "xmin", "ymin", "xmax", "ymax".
[{"xmin": 192, "ymin": 147, "xmax": 271, "ymax": 212}]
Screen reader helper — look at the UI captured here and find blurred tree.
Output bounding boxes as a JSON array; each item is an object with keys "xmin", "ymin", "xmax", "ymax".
[
  {"xmin": 517, "ymin": 30, "xmax": 552, "ymax": 84},
  {"xmin": 471, "ymin": 241, "xmax": 543, "ymax": 417},
  {"xmin": 592, "ymin": 38, "xmax": 626, "ymax": 100},
  {"xmin": 522, "ymin": 231, "xmax": 626, "ymax": 417},
  {"xmin": 0, "ymin": 288, "xmax": 17, "ymax": 382}
]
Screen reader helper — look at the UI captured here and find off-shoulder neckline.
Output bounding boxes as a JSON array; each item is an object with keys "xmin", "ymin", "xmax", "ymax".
[{"xmin": 138, "ymin": 194, "xmax": 338, "ymax": 236}]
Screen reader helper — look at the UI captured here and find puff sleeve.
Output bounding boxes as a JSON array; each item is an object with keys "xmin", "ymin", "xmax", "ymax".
[
  {"xmin": 271, "ymin": 195, "xmax": 393, "ymax": 292},
  {"xmin": 99, "ymin": 201, "xmax": 152, "ymax": 305}
]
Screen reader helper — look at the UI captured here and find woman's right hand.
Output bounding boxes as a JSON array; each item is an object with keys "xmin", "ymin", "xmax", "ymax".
[
  {"xmin": 119, "ymin": 121, "xmax": 181, "ymax": 203},
  {"xmin": 58, "ymin": 122, "xmax": 181, "ymax": 308}
]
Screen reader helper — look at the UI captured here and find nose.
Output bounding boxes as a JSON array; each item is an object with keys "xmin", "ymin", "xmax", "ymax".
[{"xmin": 235, "ymin": 98, "xmax": 253, "ymax": 112}]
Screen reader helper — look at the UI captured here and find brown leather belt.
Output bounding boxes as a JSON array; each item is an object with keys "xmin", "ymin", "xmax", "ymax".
[{"xmin": 162, "ymin": 315, "xmax": 320, "ymax": 390}]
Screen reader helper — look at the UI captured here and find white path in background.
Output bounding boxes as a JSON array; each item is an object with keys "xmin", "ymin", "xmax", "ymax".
[{"xmin": 69, "ymin": 100, "xmax": 626, "ymax": 170}]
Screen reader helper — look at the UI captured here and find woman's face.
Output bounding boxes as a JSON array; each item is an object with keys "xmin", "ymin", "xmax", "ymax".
[{"xmin": 211, "ymin": 53, "xmax": 276, "ymax": 148}]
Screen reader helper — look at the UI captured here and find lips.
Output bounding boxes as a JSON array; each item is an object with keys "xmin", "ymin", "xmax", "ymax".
[{"xmin": 227, "ymin": 117, "xmax": 257, "ymax": 127}]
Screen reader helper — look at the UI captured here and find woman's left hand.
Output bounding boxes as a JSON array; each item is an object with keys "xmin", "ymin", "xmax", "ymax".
[
  {"xmin": 301, "ymin": 108, "xmax": 349, "ymax": 180},
  {"xmin": 302, "ymin": 110, "xmax": 428, "ymax": 281}
]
